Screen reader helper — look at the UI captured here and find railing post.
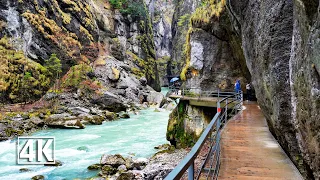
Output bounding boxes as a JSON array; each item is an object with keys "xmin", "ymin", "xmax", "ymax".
[
  {"xmin": 188, "ymin": 162, "xmax": 194, "ymax": 180},
  {"xmin": 225, "ymin": 98, "xmax": 228, "ymax": 123}
]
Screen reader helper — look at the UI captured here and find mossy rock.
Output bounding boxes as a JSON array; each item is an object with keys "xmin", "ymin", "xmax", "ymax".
[
  {"xmin": 87, "ymin": 164, "xmax": 101, "ymax": 170},
  {"xmin": 100, "ymin": 165, "xmax": 117, "ymax": 176},
  {"xmin": 105, "ymin": 111, "xmax": 117, "ymax": 120},
  {"xmin": 19, "ymin": 168, "xmax": 31, "ymax": 173},
  {"xmin": 116, "ymin": 172, "xmax": 134, "ymax": 180},
  {"xmin": 31, "ymin": 175, "xmax": 44, "ymax": 180}
]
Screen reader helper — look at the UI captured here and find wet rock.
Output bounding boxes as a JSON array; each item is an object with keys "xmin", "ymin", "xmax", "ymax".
[
  {"xmin": 44, "ymin": 160, "xmax": 62, "ymax": 166},
  {"xmin": 105, "ymin": 111, "xmax": 117, "ymax": 120},
  {"xmin": 88, "ymin": 164, "xmax": 101, "ymax": 170},
  {"xmin": 31, "ymin": 175, "xmax": 44, "ymax": 180},
  {"xmin": 82, "ymin": 115, "xmax": 104, "ymax": 125},
  {"xmin": 77, "ymin": 146, "xmax": 89, "ymax": 152},
  {"xmin": 162, "ymin": 101, "xmax": 177, "ymax": 111},
  {"xmin": 19, "ymin": 168, "xmax": 30, "ymax": 172},
  {"xmin": 117, "ymin": 172, "xmax": 134, "ymax": 180},
  {"xmin": 154, "ymin": 108, "xmax": 165, "ymax": 112},
  {"xmin": 118, "ymin": 112, "xmax": 130, "ymax": 119},
  {"xmin": 99, "ymin": 165, "xmax": 117, "ymax": 176},
  {"xmin": 100, "ymin": 154, "xmax": 126, "ymax": 167}
]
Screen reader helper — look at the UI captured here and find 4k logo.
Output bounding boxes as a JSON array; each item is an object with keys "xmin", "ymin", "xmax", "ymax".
[{"xmin": 17, "ymin": 137, "xmax": 55, "ymax": 165}]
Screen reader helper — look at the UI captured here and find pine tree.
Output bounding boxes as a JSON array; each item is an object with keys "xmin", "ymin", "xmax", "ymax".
[{"xmin": 45, "ymin": 54, "xmax": 62, "ymax": 90}]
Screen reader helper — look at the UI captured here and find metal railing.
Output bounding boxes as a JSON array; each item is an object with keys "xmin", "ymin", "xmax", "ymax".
[
  {"xmin": 168, "ymin": 87, "xmax": 237, "ymax": 99},
  {"xmin": 165, "ymin": 90, "xmax": 243, "ymax": 180}
]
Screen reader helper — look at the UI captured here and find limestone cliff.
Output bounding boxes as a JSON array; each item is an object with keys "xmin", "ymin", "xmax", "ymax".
[
  {"xmin": 146, "ymin": 0, "xmax": 175, "ymax": 86},
  {"xmin": 0, "ymin": 0, "xmax": 161, "ymax": 104}
]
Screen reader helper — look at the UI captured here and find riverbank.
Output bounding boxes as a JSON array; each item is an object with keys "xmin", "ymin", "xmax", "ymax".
[{"xmin": 0, "ymin": 106, "xmax": 176, "ymax": 179}]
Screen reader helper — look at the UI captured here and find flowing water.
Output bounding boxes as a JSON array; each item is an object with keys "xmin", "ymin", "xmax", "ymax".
[{"xmin": 0, "ymin": 88, "xmax": 171, "ymax": 180}]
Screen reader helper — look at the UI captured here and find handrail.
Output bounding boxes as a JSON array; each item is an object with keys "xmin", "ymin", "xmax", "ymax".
[
  {"xmin": 166, "ymin": 112, "xmax": 221, "ymax": 179},
  {"xmin": 165, "ymin": 90, "xmax": 243, "ymax": 180}
]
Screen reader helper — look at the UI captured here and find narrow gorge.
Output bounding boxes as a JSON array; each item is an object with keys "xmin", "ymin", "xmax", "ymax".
[{"xmin": 0, "ymin": 0, "xmax": 319, "ymax": 180}]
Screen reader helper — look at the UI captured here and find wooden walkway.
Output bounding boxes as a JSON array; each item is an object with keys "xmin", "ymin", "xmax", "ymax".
[{"xmin": 218, "ymin": 102, "xmax": 303, "ymax": 180}]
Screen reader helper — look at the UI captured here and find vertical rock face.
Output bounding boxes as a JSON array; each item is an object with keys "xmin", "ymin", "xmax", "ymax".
[
  {"xmin": 166, "ymin": 100, "xmax": 216, "ymax": 148},
  {"xmin": 230, "ymin": 0, "xmax": 319, "ymax": 178},
  {"xmin": 145, "ymin": 0, "xmax": 175, "ymax": 86},
  {"xmin": 184, "ymin": 13, "xmax": 250, "ymax": 91},
  {"xmin": 168, "ymin": 0, "xmax": 202, "ymax": 78},
  {"xmin": 0, "ymin": 0, "xmax": 162, "ymax": 102},
  {"xmin": 289, "ymin": 0, "xmax": 320, "ymax": 178}
]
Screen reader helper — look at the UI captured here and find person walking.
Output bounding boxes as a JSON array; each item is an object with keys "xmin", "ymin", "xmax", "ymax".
[
  {"xmin": 246, "ymin": 83, "xmax": 251, "ymax": 101},
  {"xmin": 234, "ymin": 80, "xmax": 241, "ymax": 93}
]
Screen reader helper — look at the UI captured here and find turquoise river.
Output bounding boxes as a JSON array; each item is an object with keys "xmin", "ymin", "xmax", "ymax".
[{"xmin": 0, "ymin": 88, "xmax": 172, "ymax": 180}]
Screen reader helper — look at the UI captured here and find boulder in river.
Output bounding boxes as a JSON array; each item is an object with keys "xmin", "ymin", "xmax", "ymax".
[
  {"xmin": 118, "ymin": 112, "xmax": 130, "ymax": 119},
  {"xmin": 105, "ymin": 111, "xmax": 117, "ymax": 120},
  {"xmin": 147, "ymin": 91, "xmax": 164, "ymax": 107},
  {"xmin": 91, "ymin": 92, "xmax": 127, "ymax": 112},
  {"xmin": 31, "ymin": 175, "xmax": 44, "ymax": 180},
  {"xmin": 88, "ymin": 164, "xmax": 102, "ymax": 170},
  {"xmin": 100, "ymin": 154, "xmax": 126, "ymax": 168},
  {"xmin": 44, "ymin": 160, "xmax": 63, "ymax": 166},
  {"xmin": 19, "ymin": 168, "xmax": 30, "ymax": 173}
]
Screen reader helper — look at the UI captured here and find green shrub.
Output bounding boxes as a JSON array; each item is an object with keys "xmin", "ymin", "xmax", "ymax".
[{"xmin": 0, "ymin": 36, "xmax": 51, "ymax": 103}]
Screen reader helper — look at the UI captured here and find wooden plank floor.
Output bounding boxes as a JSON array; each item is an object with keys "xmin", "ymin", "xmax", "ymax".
[{"xmin": 218, "ymin": 102, "xmax": 303, "ymax": 180}]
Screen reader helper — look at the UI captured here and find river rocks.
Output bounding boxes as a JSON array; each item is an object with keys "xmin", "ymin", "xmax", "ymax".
[
  {"xmin": 31, "ymin": 175, "xmax": 44, "ymax": 180},
  {"xmin": 147, "ymin": 91, "xmax": 165, "ymax": 107},
  {"xmin": 117, "ymin": 172, "xmax": 135, "ymax": 180},
  {"xmin": 100, "ymin": 154, "xmax": 126, "ymax": 168},
  {"xmin": 132, "ymin": 158, "xmax": 148, "ymax": 170},
  {"xmin": 68, "ymin": 107, "xmax": 90, "ymax": 116},
  {"xmin": 100, "ymin": 165, "xmax": 117, "ymax": 176},
  {"xmin": 105, "ymin": 111, "xmax": 117, "ymax": 120},
  {"xmin": 118, "ymin": 112, "xmax": 130, "ymax": 119},
  {"xmin": 44, "ymin": 113, "xmax": 85, "ymax": 129},
  {"xmin": 93, "ymin": 149, "xmax": 187, "ymax": 180},
  {"xmin": 81, "ymin": 115, "xmax": 104, "ymax": 125},
  {"xmin": 88, "ymin": 164, "xmax": 102, "ymax": 170},
  {"xmin": 91, "ymin": 92, "xmax": 127, "ymax": 113},
  {"xmin": 19, "ymin": 168, "xmax": 30, "ymax": 173},
  {"xmin": 77, "ymin": 146, "xmax": 89, "ymax": 152},
  {"xmin": 44, "ymin": 160, "xmax": 62, "ymax": 166},
  {"xmin": 29, "ymin": 117, "xmax": 44, "ymax": 127},
  {"xmin": 141, "ymin": 149, "xmax": 188, "ymax": 179},
  {"xmin": 117, "ymin": 165, "xmax": 127, "ymax": 172}
]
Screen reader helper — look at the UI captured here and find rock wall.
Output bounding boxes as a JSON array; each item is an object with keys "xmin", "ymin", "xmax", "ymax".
[
  {"xmin": 0, "ymin": 0, "xmax": 161, "ymax": 103},
  {"xmin": 168, "ymin": 0, "xmax": 202, "ymax": 78},
  {"xmin": 229, "ymin": 0, "xmax": 320, "ymax": 178},
  {"xmin": 145, "ymin": 0, "xmax": 175, "ymax": 86},
  {"xmin": 166, "ymin": 100, "xmax": 216, "ymax": 148}
]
